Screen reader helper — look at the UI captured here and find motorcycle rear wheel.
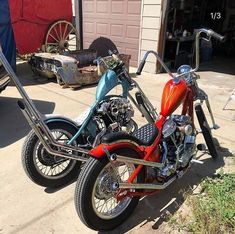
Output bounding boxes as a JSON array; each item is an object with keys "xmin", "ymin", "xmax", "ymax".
[
  {"xmin": 195, "ymin": 104, "xmax": 218, "ymax": 158},
  {"xmin": 74, "ymin": 149, "xmax": 145, "ymax": 231},
  {"xmin": 22, "ymin": 122, "xmax": 84, "ymax": 188}
]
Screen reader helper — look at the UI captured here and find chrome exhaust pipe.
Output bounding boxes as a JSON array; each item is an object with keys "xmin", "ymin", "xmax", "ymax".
[
  {"xmin": 109, "ymin": 154, "xmax": 164, "ymax": 168},
  {"xmin": 38, "ymin": 142, "xmax": 88, "ymax": 162},
  {"xmin": 19, "ymin": 101, "xmax": 89, "ymax": 161},
  {"xmin": 118, "ymin": 175, "xmax": 176, "ymax": 190},
  {"xmin": 0, "ymin": 50, "xmax": 89, "ymax": 161},
  {"xmin": 117, "ymin": 169, "xmax": 188, "ymax": 190},
  {"xmin": 31, "ymin": 124, "xmax": 89, "ymax": 162}
]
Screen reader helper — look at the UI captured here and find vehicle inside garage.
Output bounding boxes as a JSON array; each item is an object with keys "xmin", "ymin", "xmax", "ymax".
[{"xmin": 163, "ymin": 0, "xmax": 235, "ymax": 73}]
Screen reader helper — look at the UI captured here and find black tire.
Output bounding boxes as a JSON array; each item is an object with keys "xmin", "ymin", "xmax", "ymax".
[
  {"xmin": 22, "ymin": 122, "xmax": 84, "ymax": 188},
  {"xmin": 75, "ymin": 149, "xmax": 145, "ymax": 231},
  {"xmin": 195, "ymin": 104, "xmax": 218, "ymax": 158}
]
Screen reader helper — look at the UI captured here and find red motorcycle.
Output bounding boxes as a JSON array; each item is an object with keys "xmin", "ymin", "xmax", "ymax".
[{"xmin": 74, "ymin": 28, "xmax": 225, "ymax": 231}]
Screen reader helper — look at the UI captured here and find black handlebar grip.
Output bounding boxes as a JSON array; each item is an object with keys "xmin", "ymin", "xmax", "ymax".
[
  {"xmin": 136, "ymin": 60, "xmax": 146, "ymax": 75},
  {"xmin": 208, "ymin": 29, "xmax": 225, "ymax": 42}
]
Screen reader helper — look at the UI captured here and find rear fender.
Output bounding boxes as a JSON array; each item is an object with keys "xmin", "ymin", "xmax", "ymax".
[
  {"xmin": 44, "ymin": 114, "xmax": 79, "ymax": 129},
  {"xmin": 89, "ymin": 142, "xmax": 144, "ymax": 159}
]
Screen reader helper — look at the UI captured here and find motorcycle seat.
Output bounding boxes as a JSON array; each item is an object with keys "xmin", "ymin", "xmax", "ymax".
[{"xmin": 101, "ymin": 123, "xmax": 158, "ymax": 146}]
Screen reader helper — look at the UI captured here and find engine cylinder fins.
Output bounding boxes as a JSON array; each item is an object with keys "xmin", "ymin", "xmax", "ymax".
[{"xmin": 171, "ymin": 114, "xmax": 192, "ymax": 125}]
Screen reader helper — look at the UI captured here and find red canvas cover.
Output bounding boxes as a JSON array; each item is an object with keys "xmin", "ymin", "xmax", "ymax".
[{"xmin": 9, "ymin": 0, "xmax": 73, "ymax": 54}]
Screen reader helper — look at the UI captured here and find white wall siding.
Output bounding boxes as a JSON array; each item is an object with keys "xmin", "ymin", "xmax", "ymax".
[{"xmin": 139, "ymin": 0, "xmax": 162, "ymax": 73}]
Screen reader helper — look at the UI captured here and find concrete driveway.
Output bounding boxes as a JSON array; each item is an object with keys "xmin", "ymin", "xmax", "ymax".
[{"xmin": 0, "ymin": 60, "xmax": 234, "ymax": 234}]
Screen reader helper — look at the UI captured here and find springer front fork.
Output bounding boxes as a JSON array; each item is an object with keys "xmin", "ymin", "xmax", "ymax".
[
  {"xmin": 196, "ymin": 87, "xmax": 219, "ymax": 130},
  {"xmin": 204, "ymin": 99, "xmax": 220, "ymax": 130}
]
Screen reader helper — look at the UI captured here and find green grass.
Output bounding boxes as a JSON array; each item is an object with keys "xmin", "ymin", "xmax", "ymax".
[{"xmin": 170, "ymin": 173, "xmax": 235, "ymax": 234}]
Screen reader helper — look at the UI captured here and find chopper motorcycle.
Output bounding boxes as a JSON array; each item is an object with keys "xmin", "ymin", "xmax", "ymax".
[
  {"xmin": 0, "ymin": 49, "xmax": 158, "ymax": 188},
  {"xmin": 74, "ymin": 28, "xmax": 225, "ymax": 231}
]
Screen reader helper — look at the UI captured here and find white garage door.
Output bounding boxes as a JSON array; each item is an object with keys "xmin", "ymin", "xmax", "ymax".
[{"xmin": 82, "ymin": 0, "xmax": 141, "ymax": 66}]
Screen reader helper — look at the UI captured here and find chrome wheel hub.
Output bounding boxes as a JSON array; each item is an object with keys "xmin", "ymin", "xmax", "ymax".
[
  {"xmin": 37, "ymin": 144, "xmax": 56, "ymax": 166},
  {"xmin": 59, "ymin": 40, "xmax": 69, "ymax": 50},
  {"xmin": 92, "ymin": 161, "xmax": 136, "ymax": 220},
  {"xmin": 33, "ymin": 128, "xmax": 76, "ymax": 178},
  {"xmin": 95, "ymin": 171, "xmax": 117, "ymax": 200}
]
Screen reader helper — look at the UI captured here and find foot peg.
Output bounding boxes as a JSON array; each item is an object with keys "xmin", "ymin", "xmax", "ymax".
[{"xmin": 212, "ymin": 124, "xmax": 220, "ymax": 130}]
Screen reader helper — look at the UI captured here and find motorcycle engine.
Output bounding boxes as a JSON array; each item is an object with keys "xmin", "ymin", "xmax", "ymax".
[
  {"xmin": 158, "ymin": 115, "xmax": 196, "ymax": 179},
  {"xmin": 96, "ymin": 97, "xmax": 136, "ymax": 133}
]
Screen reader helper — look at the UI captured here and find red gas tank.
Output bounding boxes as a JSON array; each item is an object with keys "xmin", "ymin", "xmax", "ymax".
[{"xmin": 160, "ymin": 79, "xmax": 187, "ymax": 117}]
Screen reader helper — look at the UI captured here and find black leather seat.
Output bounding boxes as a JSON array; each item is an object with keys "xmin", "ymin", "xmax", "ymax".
[{"xmin": 102, "ymin": 123, "xmax": 158, "ymax": 146}]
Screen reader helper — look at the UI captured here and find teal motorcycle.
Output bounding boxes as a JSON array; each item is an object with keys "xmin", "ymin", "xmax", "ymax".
[{"xmin": 0, "ymin": 49, "xmax": 158, "ymax": 188}]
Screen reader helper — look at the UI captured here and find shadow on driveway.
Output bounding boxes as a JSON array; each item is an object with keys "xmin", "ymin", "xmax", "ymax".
[
  {"xmin": 2, "ymin": 141, "xmax": 231, "ymax": 233},
  {"xmin": 98, "ymin": 144, "xmax": 231, "ymax": 234},
  {"xmin": 0, "ymin": 96, "xmax": 55, "ymax": 148},
  {"xmin": 7, "ymin": 61, "xmax": 56, "ymax": 87}
]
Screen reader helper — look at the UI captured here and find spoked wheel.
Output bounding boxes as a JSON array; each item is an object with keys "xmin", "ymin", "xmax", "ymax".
[
  {"xmin": 75, "ymin": 149, "xmax": 145, "ymax": 231},
  {"xmin": 195, "ymin": 104, "xmax": 219, "ymax": 158},
  {"xmin": 45, "ymin": 20, "xmax": 80, "ymax": 53},
  {"xmin": 22, "ymin": 122, "xmax": 84, "ymax": 188}
]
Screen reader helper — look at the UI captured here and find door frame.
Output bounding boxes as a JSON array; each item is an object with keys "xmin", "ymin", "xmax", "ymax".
[
  {"xmin": 75, "ymin": 0, "xmax": 83, "ymax": 50},
  {"xmin": 156, "ymin": 0, "xmax": 170, "ymax": 73}
]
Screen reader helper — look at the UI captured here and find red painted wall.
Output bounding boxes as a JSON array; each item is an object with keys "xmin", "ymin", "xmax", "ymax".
[{"xmin": 9, "ymin": 0, "xmax": 72, "ymax": 54}]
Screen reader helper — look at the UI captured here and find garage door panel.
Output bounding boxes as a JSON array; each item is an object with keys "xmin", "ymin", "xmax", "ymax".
[
  {"xmin": 127, "ymin": 1, "xmax": 141, "ymax": 15},
  {"xmin": 110, "ymin": 24, "xmax": 124, "ymax": 37},
  {"xmin": 109, "ymin": 35, "xmax": 139, "ymax": 47},
  {"xmin": 84, "ymin": 13, "xmax": 140, "ymax": 22},
  {"xmin": 83, "ymin": 1, "xmax": 94, "ymax": 12},
  {"xmin": 97, "ymin": 1, "xmax": 109, "ymax": 13},
  {"xmin": 111, "ymin": 1, "xmax": 124, "ymax": 13},
  {"xmin": 116, "ymin": 46, "xmax": 123, "ymax": 53},
  {"xmin": 96, "ymin": 23, "xmax": 109, "ymax": 34},
  {"xmin": 126, "ymin": 48, "xmax": 138, "ymax": 61},
  {"xmin": 84, "ymin": 21, "xmax": 95, "ymax": 33},
  {"xmin": 115, "ymin": 44, "xmax": 138, "ymax": 61},
  {"xmin": 84, "ymin": 41, "xmax": 92, "ymax": 49},
  {"xmin": 83, "ymin": 0, "xmax": 141, "ymax": 66},
  {"xmin": 126, "ymin": 25, "xmax": 139, "ymax": 39},
  {"xmin": 113, "ymin": 42, "xmax": 125, "ymax": 53}
]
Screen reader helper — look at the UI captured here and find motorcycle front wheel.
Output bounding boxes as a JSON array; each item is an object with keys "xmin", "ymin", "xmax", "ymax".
[
  {"xmin": 22, "ymin": 121, "xmax": 85, "ymax": 188},
  {"xmin": 74, "ymin": 149, "xmax": 145, "ymax": 231}
]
